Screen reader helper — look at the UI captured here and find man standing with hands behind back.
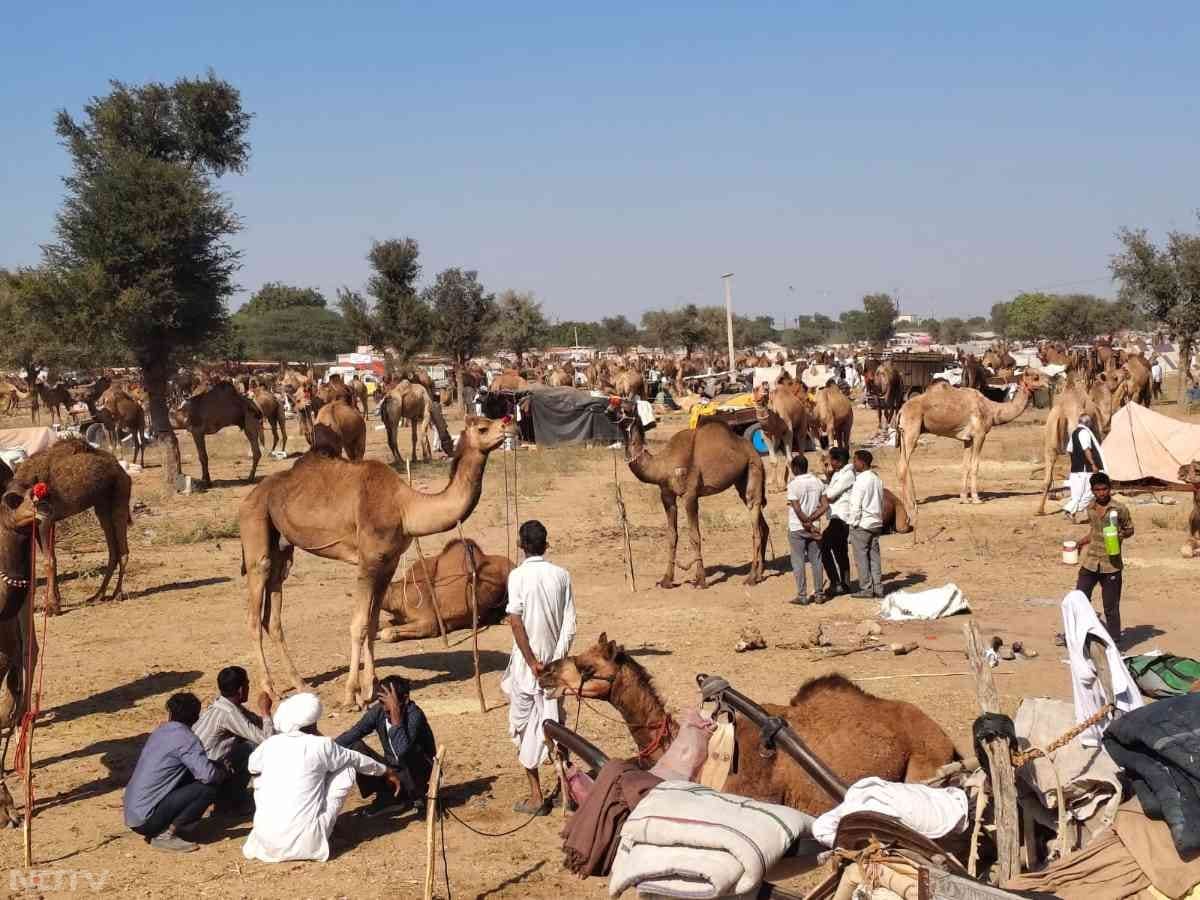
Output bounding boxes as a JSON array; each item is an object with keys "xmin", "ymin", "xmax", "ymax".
[{"xmin": 501, "ymin": 520, "xmax": 576, "ymax": 816}]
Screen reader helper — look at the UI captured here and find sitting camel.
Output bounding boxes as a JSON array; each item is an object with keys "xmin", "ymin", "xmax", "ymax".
[
  {"xmin": 1, "ymin": 439, "xmax": 131, "ymax": 616},
  {"xmin": 897, "ymin": 372, "xmax": 1039, "ymax": 525},
  {"xmin": 541, "ymin": 634, "xmax": 958, "ymax": 814},
  {"xmin": 380, "ymin": 380, "xmax": 434, "ymax": 464},
  {"xmin": 811, "ymin": 384, "xmax": 853, "ymax": 450},
  {"xmin": 376, "ymin": 538, "xmax": 513, "ymax": 642},
  {"xmin": 251, "ymin": 387, "xmax": 288, "ymax": 455},
  {"xmin": 314, "ymin": 399, "xmax": 366, "ymax": 461},
  {"xmin": 174, "ymin": 381, "xmax": 264, "ymax": 487},
  {"xmin": 608, "ymin": 399, "xmax": 767, "ymax": 589},
  {"xmin": 238, "ymin": 415, "xmax": 512, "ymax": 707}
]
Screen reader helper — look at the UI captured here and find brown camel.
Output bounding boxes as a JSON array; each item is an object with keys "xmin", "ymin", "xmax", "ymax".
[
  {"xmin": 897, "ymin": 373, "xmax": 1039, "ymax": 523},
  {"xmin": 0, "ymin": 439, "xmax": 131, "ymax": 616},
  {"xmin": 608, "ymin": 400, "xmax": 768, "ymax": 589},
  {"xmin": 1034, "ymin": 379, "xmax": 1105, "ymax": 515},
  {"xmin": 871, "ymin": 363, "xmax": 904, "ymax": 428},
  {"xmin": 541, "ymin": 634, "xmax": 958, "ymax": 814},
  {"xmin": 238, "ymin": 415, "xmax": 511, "ymax": 707},
  {"xmin": 615, "ymin": 369, "xmax": 646, "ymax": 400},
  {"xmin": 752, "ymin": 383, "xmax": 812, "ymax": 492},
  {"xmin": 811, "ymin": 384, "xmax": 853, "ymax": 450},
  {"xmin": 314, "ymin": 399, "xmax": 366, "ymax": 461},
  {"xmin": 92, "ymin": 385, "xmax": 147, "ymax": 466},
  {"xmin": 349, "ymin": 374, "xmax": 370, "ymax": 416},
  {"xmin": 251, "ymin": 387, "xmax": 288, "ymax": 455},
  {"xmin": 816, "ymin": 452, "xmax": 911, "ymax": 534},
  {"xmin": 376, "ymin": 538, "xmax": 513, "ymax": 641},
  {"xmin": 0, "ymin": 380, "xmax": 28, "ymax": 416},
  {"xmin": 1115, "ymin": 354, "xmax": 1153, "ymax": 407},
  {"xmin": 488, "ymin": 370, "xmax": 528, "ymax": 392},
  {"xmin": 1179, "ymin": 462, "xmax": 1200, "ymax": 557},
  {"xmin": 33, "ymin": 382, "xmax": 73, "ymax": 426},
  {"xmin": 545, "ymin": 366, "xmax": 573, "ymax": 388},
  {"xmin": 175, "ymin": 382, "xmax": 264, "ymax": 487},
  {"xmin": 380, "ymin": 381, "xmax": 434, "ymax": 464}
]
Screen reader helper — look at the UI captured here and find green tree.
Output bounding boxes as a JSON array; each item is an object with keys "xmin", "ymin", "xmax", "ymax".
[
  {"xmin": 965, "ymin": 316, "xmax": 989, "ymax": 330},
  {"xmin": 1004, "ymin": 292, "xmax": 1055, "ymax": 341},
  {"xmin": 545, "ymin": 320, "xmax": 599, "ymax": 347},
  {"xmin": 233, "ymin": 306, "xmax": 355, "ymax": 361},
  {"xmin": 39, "ymin": 72, "xmax": 249, "ymax": 490},
  {"xmin": 641, "ymin": 305, "xmax": 711, "ymax": 356},
  {"xmin": 597, "ymin": 315, "xmax": 639, "ymax": 353},
  {"xmin": 860, "ymin": 293, "xmax": 898, "ymax": 344},
  {"xmin": 1112, "ymin": 222, "xmax": 1200, "ymax": 400},
  {"xmin": 940, "ymin": 317, "xmax": 969, "ymax": 344},
  {"xmin": 990, "ymin": 301, "xmax": 1010, "ymax": 337},
  {"xmin": 427, "ymin": 267, "xmax": 495, "ymax": 407},
  {"xmin": 492, "ymin": 290, "xmax": 547, "ymax": 363},
  {"xmin": 241, "ymin": 282, "xmax": 326, "ymax": 315},
  {"xmin": 920, "ymin": 318, "xmax": 942, "ymax": 341},
  {"xmin": 839, "ymin": 309, "xmax": 868, "ymax": 342},
  {"xmin": 735, "ymin": 314, "xmax": 779, "ymax": 348},
  {"xmin": 337, "ymin": 238, "xmax": 431, "ymax": 362}
]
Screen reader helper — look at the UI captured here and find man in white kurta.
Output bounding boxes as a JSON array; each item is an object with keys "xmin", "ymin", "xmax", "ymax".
[
  {"xmin": 1062, "ymin": 415, "xmax": 1106, "ymax": 520},
  {"xmin": 242, "ymin": 693, "xmax": 400, "ymax": 863},
  {"xmin": 500, "ymin": 520, "xmax": 576, "ymax": 815}
]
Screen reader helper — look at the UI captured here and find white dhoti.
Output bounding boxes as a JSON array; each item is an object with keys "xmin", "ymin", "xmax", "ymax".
[
  {"xmin": 1063, "ymin": 471, "xmax": 1094, "ymax": 516},
  {"xmin": 501, "ymin": 672, "xmax": 560, "ymax": 769}
]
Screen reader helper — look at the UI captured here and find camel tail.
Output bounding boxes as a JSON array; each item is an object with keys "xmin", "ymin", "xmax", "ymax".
[{"xmin": 240, "ymin": 545, "xmax": 246, "ymax": 576}]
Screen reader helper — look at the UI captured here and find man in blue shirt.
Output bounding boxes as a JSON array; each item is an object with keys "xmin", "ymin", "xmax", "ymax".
[
  {"xmin": 124, "ymin": 692, "xmax": 228, "ymax": 852},
  {"xmin": 334, "ymin": 675, "xmax": 435, "ymax": 817}
]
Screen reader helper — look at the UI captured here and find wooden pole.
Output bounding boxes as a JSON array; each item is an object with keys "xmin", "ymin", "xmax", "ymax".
[
  {"xmin": 612, "ymin": 451, "xmax": 637, "ymax": 593},
  {"xmin": 406, "ymin": 459, "xmax": 449, "ymax": 648},
  {"xmin": 963, "ymin": 621, "xmax": 1021, "ymax": 884},
  {"xmin": 423, "ymin": 745, "xmax": 445, "ymax": 900},
  {"xmin": 456, "ymin": 522, "xmax": 486, "ymax": 714}
]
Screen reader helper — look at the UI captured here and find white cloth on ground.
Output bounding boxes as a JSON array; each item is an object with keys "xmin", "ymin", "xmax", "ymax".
[
  {"xmin": 1061, "ymin": 590, "xmax": 1144, "ymax": 746},
  {"xmin": 243, "ymin": 693, "xmax": 387, "ymax": 863},
  {"xmin": 500, "ymin": 556, "xmax": 576, "ymax": 769},
  {"xmin": 878, "ymin": 583, "xmax": 969, "ymax": 621},
  {"xmin": 847, "ymin": 468, "xmax": 884, "ymax": 530},
  {"xmin": 608, "ymin": 781, "xmax": 813, "ymax": 899},
  {"xmin": 786, "ymin": 473, "xmax": 823, "ymax": 532},
  {"xmin": 811, "ymin": 776, "xmax": 969, "ymax": 849},
  {"xmin": 1013, "ymin": 697, "xmax": 1124, "ymax": 829}
]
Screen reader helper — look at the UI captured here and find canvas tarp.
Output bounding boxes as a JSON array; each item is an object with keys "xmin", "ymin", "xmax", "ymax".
[
  {"xmin": 1100, "ymin": 402, "xmax": 1200, "ymax": 484},
  {"xmin": 0, "ymin": 427, "xmax": 58, "ymax": 460},
  {"xmin": 523, "ymin": 386, "xmax": 621, "ymax": 448}
]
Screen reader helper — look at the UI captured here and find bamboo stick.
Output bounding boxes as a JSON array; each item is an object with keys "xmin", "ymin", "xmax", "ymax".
[
  {"xmin": 456, "ymin": 522, "xmax": 486, "ymax": 714},
  {"xmin": 423, "ymin": 746, "xmax": 446, "ymax": 900}
]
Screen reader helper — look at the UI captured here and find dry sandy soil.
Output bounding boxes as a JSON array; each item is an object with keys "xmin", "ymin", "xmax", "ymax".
[{"xmin": 1, "ymin": 382, "xmax": 1197, "ymax": 898}]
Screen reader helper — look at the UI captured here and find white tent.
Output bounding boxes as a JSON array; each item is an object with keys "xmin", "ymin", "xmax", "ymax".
[{"xmin": 1100, "ymin": 403, "xmax": 1200, "ymax": 484}]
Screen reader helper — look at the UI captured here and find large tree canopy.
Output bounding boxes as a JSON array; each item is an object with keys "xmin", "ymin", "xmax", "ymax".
[
  {"xmin": 492, "ymin": 290, "xmax": 547, "ymax": 362},
  {"xmin": 338, "ymin": 237, "xmax": 431, "ymax": 363},
  {"xmin": 596, "ymin": 315, "xmax": 639, "ymax": 353},
  {"xmin": 241, "ymin": 282, "xmax": 326, "ymax": 315},
  {"xmin": 428, "ymin": 267, "xmax": 494, "ymax": 405},
  {"xmin": 36, "ymin": 72, "xmax": 250, "ymax": 490},
  {"xmin": 232, "ymin": 305, "xmax": 354, "ymax": 362}
]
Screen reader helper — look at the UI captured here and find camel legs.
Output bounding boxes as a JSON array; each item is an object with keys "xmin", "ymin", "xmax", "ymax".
[
  {"xmin": 378, "ymin": 620, "xmax": 440, "ymax": 642},
  {"xmin": 968, "ymin": 432, "xmax": 989, "ymax": 503},
  {"xmin": 658, "ymin": 487, "xmax": 679, "ymax": 589},
  {"xmin": 277, "ymin": 413, "xmax": 288, "ymax": 455},
  {"xmin": 264, "ymin": 549, "xmax": 306, "ymax": 693},
  {"xmin": 683, "ymin": 494, "xmax": 706, "ymax": 589},
  {"xmin": 735, "ymin": 478, "xmax": 768, "ymax": 586},
  {"xmin": 192, "ymin": 430, "xmax": 212, "ymax": 486},
  {"xmin": 897, "ymin": 428, "xmax": 920, "ymax": 527},
  {"xmin": 244, "ymin": 415, "xmax": 263, "ymax": 482},
  {"xmin": 36, "ymin": 520, "xmax": 62, "ymax": 617},
  {"xmin": 1037, "ymin": 445, "xmax": 1059, "ymax": 516},
  {"xmin": 84, "ymin": 498, "xmax": 129, "ymax": 604},
  {"xmin": 344, "ymin": 567, "xmax": 391, "ymax": 708}
]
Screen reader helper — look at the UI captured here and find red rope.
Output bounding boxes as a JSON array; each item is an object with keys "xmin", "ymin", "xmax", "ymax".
[{"xmin": 14, "ymin": 520, "xmax": 52, "ymax": 790}]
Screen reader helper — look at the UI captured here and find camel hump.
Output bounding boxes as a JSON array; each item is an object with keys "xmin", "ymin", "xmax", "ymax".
[
  {"xmin": 311, "ymin": 423, "xmax": 343, "ymax": 458},
  {"xmin": 789, "ymin": 672, "xmax": 865, "ymax": 706}
]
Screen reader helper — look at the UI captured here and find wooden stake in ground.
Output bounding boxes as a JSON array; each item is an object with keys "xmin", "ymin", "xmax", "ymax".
[
  {"xmin": 456, "ymin": 521, "xmax": 486, "ymax": 714},
  {"xmin": 611, "ymin": 450, "xmax": 637, "ymax": 593},
  {"xmin": 423, "ymin": 745, "xmax": 446, "ymax": 900},
  {"xmin": 406, "ymin": 460, "xmax": 449, "ymax": 648},
  {"xmin": 963, "ymin": 621, "xmax": 1021, "ymax": 883}
]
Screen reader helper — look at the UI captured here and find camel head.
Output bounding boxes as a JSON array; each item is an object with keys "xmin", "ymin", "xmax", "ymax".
[
  {"xmin": 457, "ymin": 415, "xmax": 512, "ymax": 455},
  {"xmin": 0, "ymin": 472, "xmax": 39, "ymax": 616},
  {"xmin": 1178, "ymin": 461, "xmax": 1200, "ymax": 486},
  {"xmin": 539, "ymin": 632, "xmax": 624, "ymax": 701}
]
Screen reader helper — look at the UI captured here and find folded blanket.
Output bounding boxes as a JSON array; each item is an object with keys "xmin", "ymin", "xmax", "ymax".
[
  {"xmin": 811, "ymin": 776, "xmax": 969, "ymax": 848},
  {"xmin": 608, "ymin": 782, "xmax": 813, "ymax": 898},
  {"xmin": 562, "ymin": 760, "xmax": 662, "ymax": 877}
]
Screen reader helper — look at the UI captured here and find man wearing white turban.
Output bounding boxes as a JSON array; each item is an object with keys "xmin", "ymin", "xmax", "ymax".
[{"xmin": 243, "ymin": 693, "xmax": 403, "ymax": 863}]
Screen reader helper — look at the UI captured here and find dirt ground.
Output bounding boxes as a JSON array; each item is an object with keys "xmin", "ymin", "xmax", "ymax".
[{"xmin": 1, "ymin": 381, "xmax": 1197, "ymax": 898}]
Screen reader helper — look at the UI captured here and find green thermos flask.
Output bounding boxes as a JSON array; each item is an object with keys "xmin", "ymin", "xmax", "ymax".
[{"xmin": 1103, "ymin": 509, "xmax": 1120, "ymax": 556}]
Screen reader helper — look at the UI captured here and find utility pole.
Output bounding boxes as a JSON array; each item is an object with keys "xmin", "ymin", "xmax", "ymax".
[{"xmin": 722, "ymin": 272, "xmax": 736, "ymax": 371}]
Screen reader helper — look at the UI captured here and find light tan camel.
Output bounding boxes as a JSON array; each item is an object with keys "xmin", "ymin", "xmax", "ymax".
[
  {"xmin": 92, "ymin": 385, "xmax": 147, "ymax": 466},
  {"xmin": 1089, "ymin": 377, "xmax": 1116, "ymax": 435},
  {"xmin": 545, "ymin": 367, "xmax": 573, "ymax": 388},
  {"xmin": 376, "ymin": 538, "xmax": 513, "ymax": 641},
  {"xmin": 811, "ymin": 384, "xmax": 853, "ymax": 450},
  {"xmin": 542, "ymin": 634, "xmax": 958, "ymax": 814},
  {"xmin": 251, "ymin": 387, "xmax": 288, "ymax": 455},
  {"xmin": 615, "ymin": 369, "xmax": 646, "ymax": 400},
  {"xmin": 0, "ymin": 439, "xmax": 131, "ymax": 616},
  {"xmin": 609, "ymin": 400, "xmax": 768, "ymax": 589},
  {"xmin": 1178, "ymin": 462, "xmax": 1200, "ymax": 557},
  {"xmin": 380, "ymin": 380, "xmax": 434, "ymax": 464},
  {"xmin": 1115, "ymin": 354, "xmax": 1153, "ymax": 407},
  {"xmin": 173, "ymin": 382, "xmax": 264, "ymax": 487},
  {"xmin": 751, "ymin": 383, "xmax": 812, "ymax": 492},
  {"xmin": 238, "ymin": 415, "xmax": 511, "ymax": 707},
  {"xmin": 1035, "ymin": 379, "xmax": 1104, "ymax": 515},
  {"xmin": 314, "ymin": 399, "xmax": 366, "ymax": 461},
  {"xmin": 0, "ymin": 381, "xmax": 28, "ymax": 416},
  {"xmin": 897, "ymin": 373, "xmax": 1039, "ymax": 524},
  {"xmin": 349, "ymin": 374, "xmax": 370, "ymax": 415},
  {"xmin": 489, "ymin": 370, "xmax": 528, "ymax": 392}
]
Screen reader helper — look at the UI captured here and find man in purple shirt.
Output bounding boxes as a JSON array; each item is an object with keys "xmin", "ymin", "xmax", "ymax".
[{"xmin": 123, "ymin": 692, "xmax": 227, "ymax": 852}]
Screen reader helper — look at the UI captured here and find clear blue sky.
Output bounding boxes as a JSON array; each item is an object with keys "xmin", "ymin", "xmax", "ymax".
[{"xmin": 3, "ymin": 2, "xmax": 1197, "ymax": 325}]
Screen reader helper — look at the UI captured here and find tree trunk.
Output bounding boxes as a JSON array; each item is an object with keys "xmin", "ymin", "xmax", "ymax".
[
  {"xmin": 143, "ymin": 359, "xmax": 181, "ymax": 494},
  {"xmin": 1179, "ymin": 336, "xmax": 1193, "ymax": 405},
  {"xmin": 456, "ymin": 356, "xmax": 466, "ymax": 413}
]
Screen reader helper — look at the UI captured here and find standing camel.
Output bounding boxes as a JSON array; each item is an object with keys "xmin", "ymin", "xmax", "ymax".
[
  {"xmin": 314, "ymin": 399, "xmax": 366, "ymax": 460},
  {"xmin": 33, "ymin": 383, "xmax": 72, "ymax": 426},
  {"xmin": 91, "ymin": 385, "xmax": 147, "ymax": 466},
  {"xmin": 897, "ymin": 372, "xmax": 1039, "ymax": 524},
  {"xmin": 174, "ymin": 382, "xmax": 264, "ymax": 487},
  {"xmin": 239, "ymin": 415, "xmax": 511, "ymax": 707},
  {"xmin": 608, "ymin": 399, "xmax": 768, "ymax": 589},
  {"xmin": 752, "ymin": 382, "xmax": 811, "ymax": 492},
  {"xmin": 0, "ymin": 381, "xmax": 28, "ymax": 416},
  {"xmin": 251, "ymin": 387, "xmax": 288, "ymax": 455},
  {"xmin": 380, "ymin": 381, "xmax": 434, "ymax": 464},
  {"xmin": 0, "ymin": 439, "xmax": 131, "ymax": 616},
  {"xmin": 811, "ymin": 384, "xmax": 853, "ymax": 450},
  {"xmin": 1034, "ymin": 379, "xmax": 1104, "ymax": 515},
  {"xmin": 871, "ymin": 363, "xmax": 904, "ymax": 429}
]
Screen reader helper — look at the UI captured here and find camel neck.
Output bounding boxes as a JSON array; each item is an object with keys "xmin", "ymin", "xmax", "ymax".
[
  {"xmin": 990, "ymin": 386, "xmax": 1031, "ymax": 425},
  {"xmin": 401, "ymin": 445, "xmax": 491, "ymax": 537},
  {"xmin": 622, "ymin": 420, "xmax": 669, "ymax": 485},
  {"xmin": 605, "ymin": 664, "xmax": 675, "ymax": 762}
]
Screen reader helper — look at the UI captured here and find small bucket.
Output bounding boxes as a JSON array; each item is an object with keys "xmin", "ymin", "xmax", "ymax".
[{"xmin": 1062, "ymin": 540, "xmax": 1079, "ymax": 565}]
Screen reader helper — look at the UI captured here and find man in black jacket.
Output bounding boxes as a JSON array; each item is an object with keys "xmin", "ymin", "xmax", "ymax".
[{"xmin": 334, "ymin": 675, "xmax": 435, "ymax": 816}]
